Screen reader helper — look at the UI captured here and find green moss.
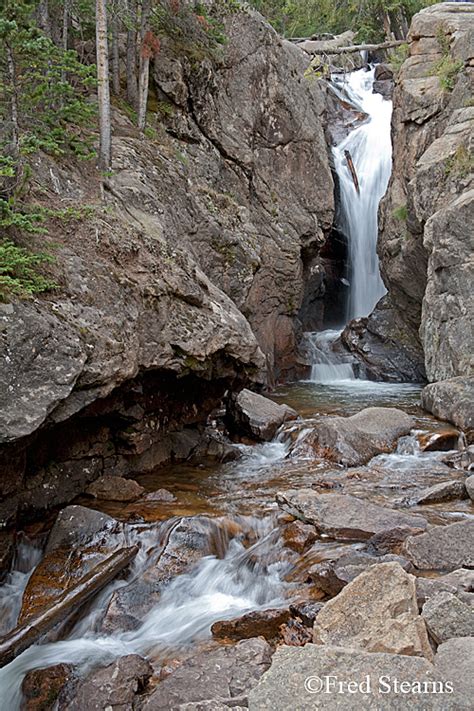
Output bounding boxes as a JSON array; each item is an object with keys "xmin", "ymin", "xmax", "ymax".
[{"xmin": 392, "ymin": 204, "xmax": 408, "ymax": 221}]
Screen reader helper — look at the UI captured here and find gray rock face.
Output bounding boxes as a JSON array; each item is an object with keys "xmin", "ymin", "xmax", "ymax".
[
  {"xmin": 403, "ymin": 520, "xmax": 474, "ymax": 572},
  {"xmin": 0, "ymin": 6, "xmax": 334, "ymax": 519},
  {"xmin": 45, "ymin": 505, "xmax": 121, "ymax": 554},
  {"xmin": 466, "ymin": 475, "xmax": 474, "ymax": 500},
  {"xmin": 434, "ymin": 637, "xmax": 474, "ymax": 701},
  {"xmin": 61, "ymin": 655, "xmax": 152, "ymax": 711},
  {"xmin": 276, "ymin": 490, "xmax": 427, "ymax": 541},
  {"xmin": 421, "ymin": 377, "xmax": 474, "ymax": 432},
  {"xmin": 307, "ymin": 407, "xmax": 415, "ymax": 466},
  {"xmin": 422, "ymin": 592, "xmax": 474, "ymax": 644},
  {"xmin": 354, "ymin": 4, "xmax": 474, "ymax": 402},
  {"xmin": 228, "ymin": 389, "xmax": 298, "ymax": 441},
  {"xmin": 247, "ymin": 645, "xmax": 469, "ymax": 710},
  {"xmin": 313, "ymin": 562, "xmax": 432, "ymax": 658},
  {"xmin": 141, "ymin": 638, "xmax": 272, "ymax": 709}
]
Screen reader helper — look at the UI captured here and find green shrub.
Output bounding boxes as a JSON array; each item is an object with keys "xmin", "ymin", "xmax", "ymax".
[{"xmin": 0, "ymin": 239, "xmax": 57, "ymax": 302}]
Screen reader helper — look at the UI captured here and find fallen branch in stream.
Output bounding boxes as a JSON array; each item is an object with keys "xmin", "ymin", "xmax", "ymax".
[
  {"xmin": 344, "ymin": 150, "xmax": 360, "ymax": 194},
  {"xmin": 299, "ymin": 39, "xmax": 406, "ymax": 53},
  {"xmin": 0, "ymin": 545, "xmax": 138, "ymax": 668}
]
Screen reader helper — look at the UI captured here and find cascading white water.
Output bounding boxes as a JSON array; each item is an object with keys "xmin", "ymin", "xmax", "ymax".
[
  {"xmin": 307, "ymin": 66, "xmax": 392, "ymax": 383},
  {"xmin": 333, "ymin": 66, "xmax": 392, "ymax": 320}
]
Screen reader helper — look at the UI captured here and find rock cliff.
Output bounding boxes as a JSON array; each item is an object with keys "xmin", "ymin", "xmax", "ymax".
[
  {"xmin": 344, "ymin": 3, "xmax": 473, "ymax": 417},
  {"xmin": 0, "ymin": 7, "xmax": 334, "ymax": 523}
]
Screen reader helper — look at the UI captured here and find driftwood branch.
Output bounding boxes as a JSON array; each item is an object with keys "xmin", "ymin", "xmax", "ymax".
[
  {"xmin": 344, "ymin": 150, "xmax": 360, "ymax": 194},
  {"xmin": 0, "ymin": 546, "xmax": 138, "ymax": 668}
]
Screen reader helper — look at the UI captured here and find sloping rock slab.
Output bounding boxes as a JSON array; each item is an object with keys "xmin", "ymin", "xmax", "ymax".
[
  {"xmin": 313, "ymin": 562, "xmax": 432, "ymax": 658},
  {"xmin": 276, "ymin": 491, "xmax": 427, "ymax": 541},
  {"xmin": 141, "ymin": 638, "xmax": 272, "ymax": 709},
  {"xmin": 310, "ymin": 407, "xmax": 415, "ymax": 466},
  {"xmin": 228, "ymin": 389, "xmax": 297, "ymax": 442},
  {"xmin": 413, "ymin": 480, "xmax": 467, "ymax": 505},
  {"xmin": 247, "ymin": 645, "xmax": 469, "ymax": 710},
  {"xmin": 403, "ymin": 520, "xmax": 474, "ymax": 572}
]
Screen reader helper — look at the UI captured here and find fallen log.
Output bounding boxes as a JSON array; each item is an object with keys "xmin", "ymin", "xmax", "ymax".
[
  {"xmin": 344, "ymin": 150, "xmax": 360, "ymax": 194},
  {"xmin": 308, "ymin": 39, "xmax": 406, "ymax": 55},
  {"xmin": 0, "ymin": 545, "xmax": 138, "ymax": 668}
]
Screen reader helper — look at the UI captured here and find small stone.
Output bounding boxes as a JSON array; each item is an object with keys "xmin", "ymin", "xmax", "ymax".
[
  {"xmin": 22, "ymin": 663, "xmax": 76, "ymax": 711},
  {"xmin": 465, "ymin": 474, "xmax": 474, "ymax": 500},
  {"xmin": 227, "ymin": 389, "xmax": 298, "ymax": 442},
  {"xmin": 279, "ymin": 618, "xmax": 313, "ymax": 646},
  {"xmin": 211, "ymin": 608, "xmax": 291, "ymax": 642},
  {"xmin": 281, "ymin": 520, "xmax": 317, "ymax": 553},
  {"xmin": 85, "ymin": 475, "xmax": 145, "ymax": 502},
  {"xmin": 422, "ymin": 592, "xmax": 474, "ymax": 644},
  {"xmin": 367, "ymin": 526, "xmax": 426, "ymax": 555},
  {"xmin": 289, "ymin": 600, "xmax": 324, "ymax": 627},
  {"xmin": 144, "ymin": 488, "xmax": 177, "ymax": 502}
]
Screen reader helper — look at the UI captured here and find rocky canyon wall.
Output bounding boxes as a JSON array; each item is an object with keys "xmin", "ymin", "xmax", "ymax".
[{"xmin": 0, "ymin": 7, "xmax": 334, "ymax": 523}]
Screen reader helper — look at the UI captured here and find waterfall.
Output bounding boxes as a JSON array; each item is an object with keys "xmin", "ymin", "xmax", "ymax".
[
  {"xmin": 333, "ymin": 67, "xmax": 392, "ymax": 320},
  {"xmin": 308, "ymin": 66, "xmax": 392, "ymax": 384}
]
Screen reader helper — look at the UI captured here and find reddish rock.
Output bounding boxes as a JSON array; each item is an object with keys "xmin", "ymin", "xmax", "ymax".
[
  {"xmin": 281, "ymin": 520, "xmax": 317, "ymax": 553},
  {"xmin": 279, "ymin": 618, "xmax": 313, "ymax": 646},
  {"xmin": 418, "ymin": 429, "xmax": 461, "ymax": 452},
  {"xmin": 22, "ymin": 664, "xmax": 76, "ymax": 711},
  {"xmin": 211, "ymin": 608, "xmax": 291, "ymax": 642},
  {"xmin": 367, "ymin": 526, "xmax": 426, "ymax": 555}
]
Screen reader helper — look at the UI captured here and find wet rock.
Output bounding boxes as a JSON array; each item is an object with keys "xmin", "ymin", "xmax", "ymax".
[
  {"xmin": 422, "ymin": 592, "xmax": 474, "ymax": 644},
  {"xmin": 443, "ymin": 446, "xmax": 474, "ymax": 471},
  {"xmin": 367, "ymin": 525, "xmax": 426, "ymax": 555},
  {"xmin": 228, "ymin": 389, "xmax": 298, "ymax": 442},
  {"xmin": 62, "ymin": 654, "xmax": 152, "ymax": 711},
  {"xmin": 313, "ymin": 562, "xmax": 432, "ymax": 658},
  {"xmin": 276, "ymin": 490, "xmax": 427, "ymax": 541},
  {"xmin": 418, "ymin": 428, "xmax": 462, "ymax": 452},
  {"xmin": 422, "ymin": 378, "xmax": 474, "ymax": 433},
  {"xmin": 144, "ymin": 488, "xmax": 177, "ymax": 503},
  {"xmin": 45, "ymin": 505, "xmax": 121, "ymax": 554},
  {"xmin": 211, "ymin": 608, "xmax": 291, "ymax": 642},
  {"xmin": 434, "ymin": 637, "xmax": 474, "ymax": 701},
  {"xmin": 374, "ymin": 64, "xmax": 393, "ymax": 81},
  {"xmin": 279, "ymin": 618, "xmax": 313, "ymax": 647},
  {"xmin": 140, "ymin": 638, "xmax": 272, "ymax": 709},
  {"xmin": 100, "ymin": 516, "xmax": 228, "ymax": 633},
  {"xmin": 85, "ymin": 475, "xmax": 145, "ymax": 502},
  {"xmin": 465, "ymin": 475, "xmax": 474, "ymax": 500},
  {"xmin": 22, "ymin": 663, "xmax": 76, "ymax": 711},
  {"xmin": 413, "ymin": 480, "xmax": 467, "ymax": 505},
  {"xmin": 403, "ymin": 520, "xmax": 474, "ymax": 572},
  {"xmin": 248, "ymin": 645, "xmax": 469, "ymax": 710},
  {"xmin": 20, "ymin": 505, "xmax": 124, "ymax": 624},
  {"xmin": 281, "ymin": 520, "xmax": 317, "ymax": 553},
  {"xmin": 372, "ymin": 79, "xmax": 393, "ymax": 100},
  {"xmin": 0, "ymin": 531, "xmax": 14, "ymax": 582},
  {"xmin": 289, "ymin": 600, "xmax": 324, "ymax": 627},
  {"xmin": 308, "ymin": 552, "xmax": 413, "ymax": 597},
  {"xmin": 309, "ymin": 407, "xmax": 416, "ymax": 466}
]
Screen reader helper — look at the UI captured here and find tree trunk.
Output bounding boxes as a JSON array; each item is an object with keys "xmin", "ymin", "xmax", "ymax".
[
  {"xmin": 137, "ymin": 0, "xmax": 151, "ymax": 130},
  {"xmin": 126, "ymin": 0, "xmax": 138, "ymax": 107},
  {"xmin": 96, "ymin": 0, "xmax": 112, "ymax": 171},
  {"xmin": 5, "ymin": 44, "xmax": 19, "ymax": 152},
  {"xmin": 36, "ymin": 0, "xmax": 53, "ymax": 38},
  {"xmin": 0, "ymin": 547, "xmax": 138, "ymax": 669},
  {"xmin": 112, "ymin": 16, "xmax": 121, "ymax": 95}
]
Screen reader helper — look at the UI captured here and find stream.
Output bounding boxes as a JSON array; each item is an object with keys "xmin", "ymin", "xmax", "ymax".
[{"xmin": 0, "ymin": 67, "xmax": 471, "ymax": 708}]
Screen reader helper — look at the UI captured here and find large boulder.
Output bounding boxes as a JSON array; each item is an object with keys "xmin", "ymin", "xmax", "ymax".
[
  {"xmin": 422, "ymin": 592, "xmax": 474, "ymax": 644},
  {"xmin": 140, "ymin": 638, "xmax": 272, "ymax": 709},
  {"xmin": 248, "ymin": 645, "xmax": 469, "ymax": 709},
  {"xmin": 228, "ymin": 389, "xmax": 298, "ymax": 441},
  {"xmin": 276, "ymin": 490, "xmax": 427, "ymax": 541},
  {"xmin": 313, "ymin": 562, "xmax": 432, "ymax": 658},
  {"xmin": 434, "ymin": 637, "xmax": 474, "ymax": 701},
  {"xmin": 421, "ymin": 377, "xmax": 474, "ymax": 433},
  {"xmin": 307, "ymin": 407, "xmax": 416, "ymax": 466},
  {"xmin": 403, "ymin": 520, "xmax": 474, "ymax": 572}
]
